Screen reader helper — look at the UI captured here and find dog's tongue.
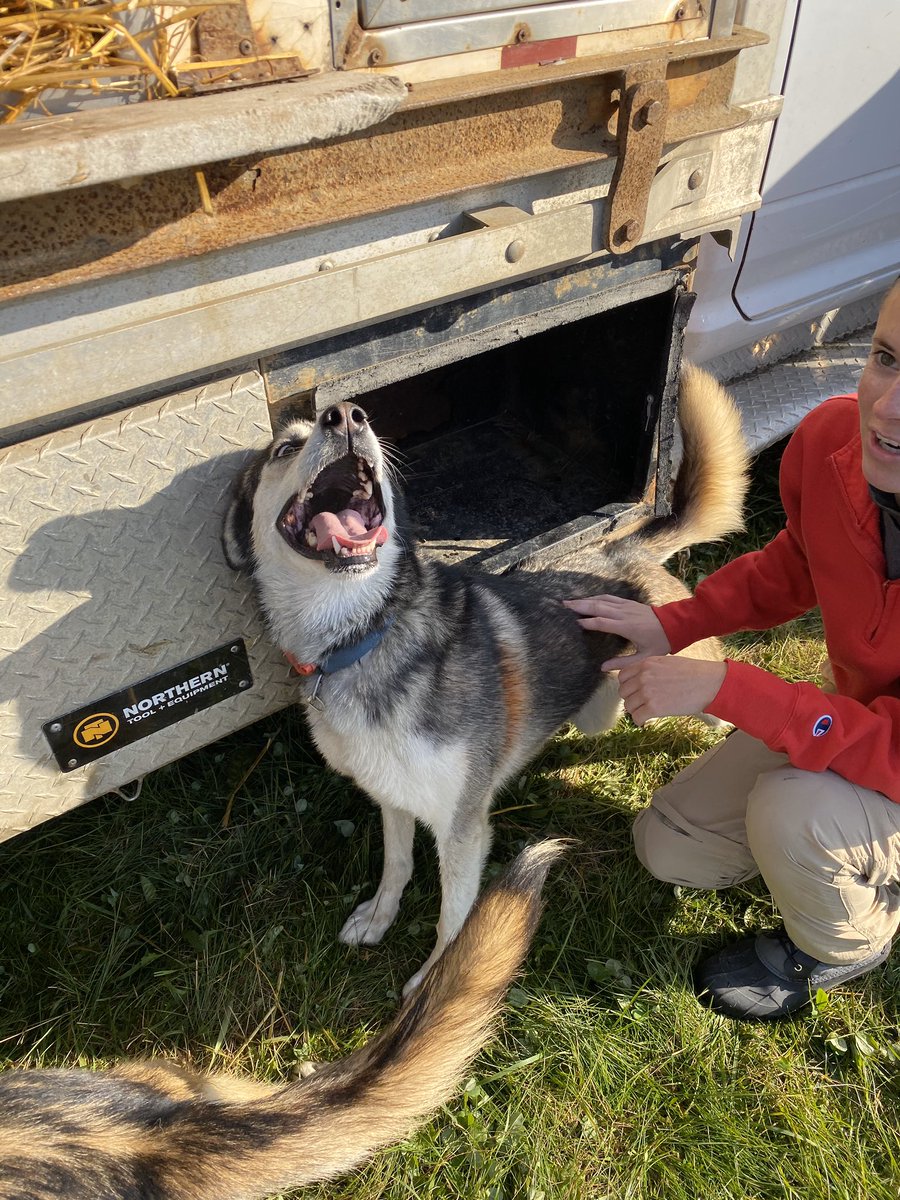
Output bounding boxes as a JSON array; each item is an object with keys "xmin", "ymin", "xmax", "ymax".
[{"xmin": 309, "ymin": 509, "xmax": 388, "ymax": 550}]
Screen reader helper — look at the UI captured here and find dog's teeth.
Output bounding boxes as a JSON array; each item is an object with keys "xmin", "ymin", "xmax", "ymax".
[
  {"xmin": 331, "ymin": 536, "xmax": 341, "ymax": 556},
  {"xmin": 341, "ymin": 546, "xmax": 351, "ymax": 558},
  {"xmin": 305, "ymin": 490, "xmax": 313, "ymax": 502},
  {"xmin": 361, "ymin": 480, "xmax": 373, "ymax": 498},
  {"xmin": 306, "ymin": 530, "xmax": 316, "ymax": 546},
  {"xmin": 352, "ymin": 487, "xmax": 367, "ymax": 499}
]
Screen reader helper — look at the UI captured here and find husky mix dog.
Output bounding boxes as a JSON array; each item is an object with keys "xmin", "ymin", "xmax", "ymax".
[
  {"xmin": 222, "ymin": 364, "xmax": 748, "ymax": 993},
  {"xmin": 0, "ymin": 842, "xmax": 561, "ymax": 1200}
]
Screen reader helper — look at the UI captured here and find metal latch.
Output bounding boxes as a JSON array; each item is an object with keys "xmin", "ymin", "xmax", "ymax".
[
  {"xmin": 173, "ymin": 2, "xmax": 309, "ymax": 93},
  {"xmin": 605, "ymin": 73, "xmax": 670, "ymax": 256}
]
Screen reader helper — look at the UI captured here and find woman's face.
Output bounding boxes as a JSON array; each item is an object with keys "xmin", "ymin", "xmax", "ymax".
[{"xmin": 858, "ymin": 283, "xmax": 900, "ymax": 501}]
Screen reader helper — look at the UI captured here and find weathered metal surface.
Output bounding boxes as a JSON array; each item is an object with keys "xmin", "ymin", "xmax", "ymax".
[
  {"xmin": 653, "ymin": 282, "xmax": 695, "ymax": 512},
  {"xmin": 0, "ymin": 74, "xmax": 407, "ymax": 205},
  {"xmin": 0, "ymin": 371, "xmax": 299, "ymax": 845},
  {"xmin": 0, "ymin": 30, "xmax": 766, "ymax": 300},
  {"xmin": 0, "ymin": 100, "xmax": 779, "ymax": 428},
  {"xmin": 262, "ymin": 239, "xmax": 693, "ymax": 403},
  {"xmin": 2, "ymin": 202, "xmax": 603, "ymax": 416},
  {"xmin": 335, "ymin": 0, "xmax": 707, "ymax": 70},
  {"xmin": 605, "ymin": 74, "xmax": 670, "ymax": 254}
]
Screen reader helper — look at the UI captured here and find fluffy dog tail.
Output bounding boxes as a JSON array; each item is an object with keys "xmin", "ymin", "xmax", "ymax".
[
  {"xmin": 637, "ymin": 363, "xmax": 749, "ymax": 561},
  {"xmin": 0, "ymin": 840, "xmax": 564, "ymax": 1200}
]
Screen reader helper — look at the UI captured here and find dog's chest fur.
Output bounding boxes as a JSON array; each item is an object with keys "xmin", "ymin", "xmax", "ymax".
[
  {"xmin": 308, "ymin": 691, "xmax": 472, "ymax": 835},
  {"xmin": 291, "ymin": 558, "xmax": 622, "ymax": 832}
]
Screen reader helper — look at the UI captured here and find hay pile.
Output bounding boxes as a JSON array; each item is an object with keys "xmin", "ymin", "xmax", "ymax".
[
  {"xmin": 0, "ymin": 1, "xmax": 213, "ymax": 121},
  {"xmin": 0, "ymin": 1, "xmax": 299, "ymax": 124}
]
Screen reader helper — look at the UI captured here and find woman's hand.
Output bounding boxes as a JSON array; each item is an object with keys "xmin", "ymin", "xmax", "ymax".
[
  {"xmin": 615, "ymin": 655, "xmax": 727, "ymax": 725},
  {"xmin": 562, "ymin": 594, "xmax": 671, "ymax": 668}
]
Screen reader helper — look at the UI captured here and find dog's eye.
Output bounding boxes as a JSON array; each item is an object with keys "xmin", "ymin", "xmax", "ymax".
[{"xmin": 273, "ymin": 440, "xmax": 302, "ymax": 460}]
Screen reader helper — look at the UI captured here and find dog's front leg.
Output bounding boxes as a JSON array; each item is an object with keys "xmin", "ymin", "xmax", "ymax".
[
  {"xmin": 402, "ymin": 810, "xmax": 492, "ymax": 997},
  {"xmin": 338, "ymin": 803, "xmax": 415, "ymax": 947}
]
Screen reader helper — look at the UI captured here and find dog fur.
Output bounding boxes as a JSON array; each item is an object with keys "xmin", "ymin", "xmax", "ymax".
[
  {"xmin": 223, "ymin": 364, "xmax": 749, "ymax": 992},
  {"xmin": 0, "ymin": 840, "xmax": 562, "ymax": 1200}
]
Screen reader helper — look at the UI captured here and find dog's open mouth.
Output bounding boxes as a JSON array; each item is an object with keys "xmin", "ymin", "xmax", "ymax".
[{"xmin": 277, "ymin": 453, "xmax": 388, "ymax": 571}]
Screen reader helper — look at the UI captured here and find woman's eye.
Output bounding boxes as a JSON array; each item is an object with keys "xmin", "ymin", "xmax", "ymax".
[{"xmin": 273, "ymin": 440, "xmax": 302, "ymax": 459}]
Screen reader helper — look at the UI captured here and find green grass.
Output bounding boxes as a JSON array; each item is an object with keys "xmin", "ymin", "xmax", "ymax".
[{"xmin": 3, "ymin": 441, "xmax": 900, "ymax": 1199}]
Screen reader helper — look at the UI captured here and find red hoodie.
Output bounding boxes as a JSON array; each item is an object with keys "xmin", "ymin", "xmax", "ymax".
[{"xmin": 654, "ymin": 395, "xmax": 900, "ymax": 803}]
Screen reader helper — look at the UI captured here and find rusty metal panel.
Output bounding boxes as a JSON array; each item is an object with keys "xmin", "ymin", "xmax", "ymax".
[
  {"xmin": 0, "ymin": 372, "xmax": 298, "ymax": 845},
  {"xmin": 0, "ymin": 27, "xmax": 766, "ymax": 301},
  {"xmin": 0, "ymin": 74, "xmax": 407, "ymax": 205},
  {"xmin": 0, "ymin": 97, "xmax": 780, "ymax": 429}
]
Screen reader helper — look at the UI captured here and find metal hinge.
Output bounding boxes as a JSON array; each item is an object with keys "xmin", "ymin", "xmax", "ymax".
[
  {"xmin": 604, "ymin": 70, "xmax": 670, "ymax": 256},
  {"xmin": 172, "ymin": 2, "xmax": 310, "ymax": 94}
]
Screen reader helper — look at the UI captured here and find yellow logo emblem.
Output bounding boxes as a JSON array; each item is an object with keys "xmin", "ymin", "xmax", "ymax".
[{"xmin": 73, "ymin": 713, "xmax": 120, "ymax": 748}]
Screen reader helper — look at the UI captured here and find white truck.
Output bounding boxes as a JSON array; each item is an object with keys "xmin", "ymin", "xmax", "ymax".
[{"xmin": 0, "ymin": 0, "xmax": 897, "ymax": 843}]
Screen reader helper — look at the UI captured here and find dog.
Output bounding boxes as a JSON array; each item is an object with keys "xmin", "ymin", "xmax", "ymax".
[
  {"xmin": 222, "ymin": 364, "xmax": 748, "ymax": 993},
  {"xmin": 0, "ymin": 840, "xmax": 562, "ymax": 1200}
]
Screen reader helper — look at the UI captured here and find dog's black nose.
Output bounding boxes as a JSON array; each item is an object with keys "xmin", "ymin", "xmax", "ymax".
[{"xmin": 320, "ymin": 403, "xmax": 368, "ymax": 433}]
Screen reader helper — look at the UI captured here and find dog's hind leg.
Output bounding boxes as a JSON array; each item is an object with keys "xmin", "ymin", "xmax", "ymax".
[
  {"xmin": 339, "ymin": 803, "xmax": 415, "ymax": 947},
  {"xmin": 571, "ymin": 673, "xmax": 623, "ymax": 736},
  {"xmin": 402, "ymin": 807, "xmax": 493, "ymax": 997}
]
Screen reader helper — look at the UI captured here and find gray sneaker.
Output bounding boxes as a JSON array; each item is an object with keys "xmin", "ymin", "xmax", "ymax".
[{"xmin": 695, "ymin": 927, "xmax": 891, "ymax": 1020}]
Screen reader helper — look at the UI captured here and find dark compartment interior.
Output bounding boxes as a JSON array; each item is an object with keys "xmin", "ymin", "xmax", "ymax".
[{"xmin": 361, "ymin": 288, "xmax": 674, "ymax": 566}]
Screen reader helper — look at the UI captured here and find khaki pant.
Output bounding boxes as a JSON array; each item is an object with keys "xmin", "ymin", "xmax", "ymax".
[{"xmin": 633, "ymin": 730, "xmax": 900, "ymax": 964}]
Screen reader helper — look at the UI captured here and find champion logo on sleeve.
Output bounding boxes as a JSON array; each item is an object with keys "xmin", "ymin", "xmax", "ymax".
[{"xmin": 812, "ymin": 714, "xmax": 833, "ymax": 737}]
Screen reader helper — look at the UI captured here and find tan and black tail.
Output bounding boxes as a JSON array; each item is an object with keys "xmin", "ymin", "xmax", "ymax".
[
  {"xmin": 0, "ymin": 840, "xmax": 564, "ymax": 1200},
  {"xmin": 637, "ymin": 363, "xmax": 749, "ymax": 561}
]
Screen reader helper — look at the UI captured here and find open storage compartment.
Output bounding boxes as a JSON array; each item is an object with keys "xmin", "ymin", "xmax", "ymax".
[{"xmin": 264, "ymin": 248, "xmax": 695, "ymax": 572}]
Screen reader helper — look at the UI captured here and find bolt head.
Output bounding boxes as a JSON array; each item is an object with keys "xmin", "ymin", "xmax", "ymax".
[
  {"xmin": 238, "ymin": 38, "xmax": 253, "ymax": 55},
  {"xmin": 505, "ymin": 239, "xmax": 526, "ymax": 264},
  {"xmin": 368, "ymin": 47, "xmax": 383, "ymax": 66},
  {"xmin": 640, "ymin": 99, "xmax": 663, "ymax": 127},
  {"xmin": 618, "ymin": 220, "xmax": 639, "ymax": 244},
  {"xmin": 687, "ymin": 168, "xmax": 704, "ymax": 190}
]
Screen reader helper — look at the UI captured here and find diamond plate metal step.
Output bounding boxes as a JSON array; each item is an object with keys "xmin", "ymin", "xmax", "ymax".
[
  {"xmin": 715, "ymin": 328, "xmax": 872, "ymax": 455},
  {"xmin": 0, "ymin": 373, "xmax": 299, "ymax": 845}
]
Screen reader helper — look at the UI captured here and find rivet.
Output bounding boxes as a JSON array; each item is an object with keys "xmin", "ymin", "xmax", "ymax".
[
  {"xmin": 505, "ymin": 239, "xmax": 526, "ymax": 264},
  {"xmin": 318, "ymin": 259, "xmax": 335, "ymax": 272},
  {"xmin": 67, "ymin": 758, "xmax": 78, "ymax": 769},
  {"xmin": 640, "ymin": 100, "xmax": 663, "ymax": 127},
  {"xmin": 687, "ymin": 168, "xmax": 704, "ymax": 190},
  {"xmin": 230, "ymin": 645, "xmax": 240, "ymax": 654},
  {"xmin": 50, "ymin": 722, "xmax": 62, "ymax": 734},
  {"xmin": 239, "ymin": 679, "xmax": 251, "ymax": 689},
  {"xmin": 238, "ymin": 38, "xmax": 253, "ymax": 55},
  {"xmin": 515, "ymin": 25, "xmax": 529, "ymax": 43}
]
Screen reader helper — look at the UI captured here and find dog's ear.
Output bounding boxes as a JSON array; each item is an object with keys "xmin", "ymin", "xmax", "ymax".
[{"xmin": 222, "ymin": 455, "xmax": 263, "ymax": 572}]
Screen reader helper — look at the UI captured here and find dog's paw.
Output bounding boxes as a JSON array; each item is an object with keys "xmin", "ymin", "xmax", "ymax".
[
  {"xmin": 401, "ymin": 967, "xmax": 426, "ymax": 999},
  {"xmin": 338, "ymin": 897, "xmax": 396, "ymax": 946}
]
